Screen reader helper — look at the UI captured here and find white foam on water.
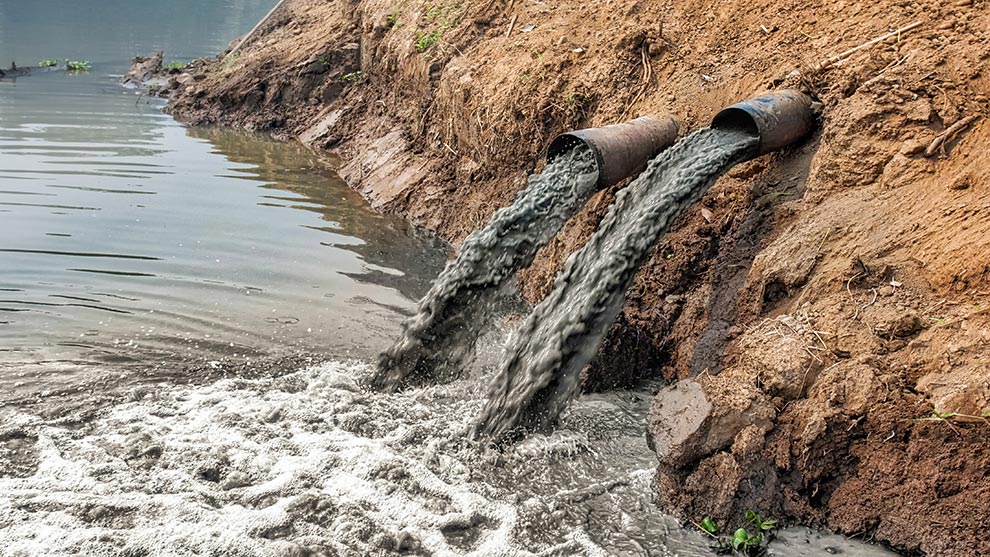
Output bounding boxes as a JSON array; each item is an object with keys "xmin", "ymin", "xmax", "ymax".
[
  {"xmin": 0, "ymin": 360, "xmax": 899, "ymax": 557},
  {"xmin": 0, "ymin": 361, "xmax": 645, "ymax": 557}
]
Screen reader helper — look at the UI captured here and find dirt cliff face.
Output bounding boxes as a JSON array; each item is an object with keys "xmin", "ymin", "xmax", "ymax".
[{"xmin": 166, "ymin": 0, "xmax": 989, "ymax": 554}]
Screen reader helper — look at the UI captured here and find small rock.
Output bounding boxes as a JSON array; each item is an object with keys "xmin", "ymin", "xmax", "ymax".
[
  {"xmin": 948, "ymin": 173, "xmax": 973, "ymax": 190},
  {"xmin": 647, "ymin": 379, "xmax": 772, "ymax": 466},
  {"xmin": 900, "ymin": 139, "xmax": 927, "ymax": 155},
  {"xmin": 905, "ymin": 99, "xmax": 933, "ymax": 122}
]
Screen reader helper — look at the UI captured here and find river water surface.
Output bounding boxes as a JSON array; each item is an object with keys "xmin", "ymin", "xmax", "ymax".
[
  {"xmin": 0, "ymin": 0, "xmax": 447, "ymax": 400},
  {"xmin": 0, "ymin": 2, "xmax": 899, "ymax": 556}
]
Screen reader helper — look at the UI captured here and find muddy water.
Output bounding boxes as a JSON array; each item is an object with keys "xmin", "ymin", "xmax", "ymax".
[
  {"xmin": 374, "ymin": 146, "xmax": 598, "ymax": 391},
  {"xmin": 0, "ymin": 361, "xmax": 898, "ymax": 557},
  {"xmin": 475, "ymin": 128, "xmax": 757, "ymax": 439},
  {"xmin": 0, "ymin": 1, "xmax": 447, "ymax": 394}
]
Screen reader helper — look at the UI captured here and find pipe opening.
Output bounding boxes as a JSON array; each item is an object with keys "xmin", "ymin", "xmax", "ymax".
[
  {"xmin": 545, "ymin": 115, "xmax": 679, "ymax": 189},
  {"xmin": 546, "ymin": 135, "xmax": 606, "ymax": 186},
  {"xmin": 710, "ymin": 90, "xmax": 816, "ymax": 157},
  {"xmin": 546, "ymin": 135, "xmax": 588, "ymax": 163},
  {"xmin": 711, "ymin": 107, "xmax": 760, "ymax": 139}
]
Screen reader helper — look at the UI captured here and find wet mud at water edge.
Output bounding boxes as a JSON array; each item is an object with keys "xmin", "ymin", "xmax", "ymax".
[{"xmin": 374, "ymin": 146, "xmax": 598, "ymax": 391}]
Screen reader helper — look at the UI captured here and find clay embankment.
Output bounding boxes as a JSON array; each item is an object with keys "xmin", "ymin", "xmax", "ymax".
[{"xmin": 163, "ymin": 0, "xmax": 989, "ymax": 554}]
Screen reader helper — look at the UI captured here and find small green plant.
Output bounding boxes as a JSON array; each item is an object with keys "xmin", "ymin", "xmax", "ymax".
[
  {"xmin": 413, "ymin": 0, "xmax": 463, "ymax": 55},
  {"xmin": 696, "ymin": 512, "xmax": 778, "ymax": 556},
  {"xmin": 565, "ymin": 91, "xmax": 592, "ymax": 106},
  {"xmin": 341, "ymin": 71, "xmax": 366, "ymax": 83},
  {"xmin": 415, "ymin": 29, "xmax": 441, "ymax": 51},
  {"xmin": 731, "ymin": 512, "xmax": 777, "ymax": 554},
  {"xmin": 911, "ymin": 408, "xmax": 990, "ymax": 431},
  {"xmin": 386, "ymin": 12, "xmax": 398, "ymax": 27},
  {"xmin": 223, "ymin": 53, "xmax": 240, "ymax": 70},
  {"xmin": 165, "ymin": 61, "xmax": 185, "ymax": 70},
  {"xmin": 65, "ymin": 60, "xmax": 92, "ymax": 72},
  {"xmin": 38, "ymin": 59, "xmax": 58, "ymax": 68}
]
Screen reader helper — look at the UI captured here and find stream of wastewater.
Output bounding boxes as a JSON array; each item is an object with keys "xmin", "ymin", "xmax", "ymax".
[{"xmin": 0, "ymin": 2, "xmax": 899, "ymax": 556}]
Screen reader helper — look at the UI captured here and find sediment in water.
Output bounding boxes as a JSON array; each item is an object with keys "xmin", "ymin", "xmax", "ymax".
[
  {"xmin": 474, "ymin": 127, "xmax": 759, "ymax": 440},
  {"xmin": 372, "ymin": 145, "xmax": 599, "ymax": 391}
]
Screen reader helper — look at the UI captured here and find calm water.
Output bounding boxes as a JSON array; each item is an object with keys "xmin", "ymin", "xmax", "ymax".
[{"xmin": 0, "ymin": 1, "xmax": 447, "ymax": 378}]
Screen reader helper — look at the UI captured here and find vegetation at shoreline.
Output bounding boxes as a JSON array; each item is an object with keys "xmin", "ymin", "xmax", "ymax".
[{"xmin": 698, "ymin": 512, "xmax": 779, "ymax": 556}]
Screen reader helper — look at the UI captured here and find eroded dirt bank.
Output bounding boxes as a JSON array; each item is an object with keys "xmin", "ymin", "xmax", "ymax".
[{"xmin": 162, "ymin": 0, "xmax": 988, "ymax": 554}]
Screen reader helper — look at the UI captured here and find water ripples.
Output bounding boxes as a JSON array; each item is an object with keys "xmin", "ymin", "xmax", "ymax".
[{"xmin": 0, "ymin": 71, "xmax": 447, "ymax": 375}]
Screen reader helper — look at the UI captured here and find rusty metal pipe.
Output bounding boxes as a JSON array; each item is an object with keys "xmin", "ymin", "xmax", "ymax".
[
  {"xmin": 546, "ymin": 115, "xmax": 679, "ymax": 189},
  {"xmin": 711, "ymin": 90, "xmax": 816, "ymax": 157}
]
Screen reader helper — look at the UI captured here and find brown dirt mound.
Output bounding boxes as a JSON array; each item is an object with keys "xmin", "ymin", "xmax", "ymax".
[{"xmin": 165, "ymin": 0, "xmax": 989, "ymax": 554}]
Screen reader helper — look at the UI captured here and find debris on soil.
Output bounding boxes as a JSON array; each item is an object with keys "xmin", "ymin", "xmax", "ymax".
[
  {"xmin": 122, "ymin": 51, "xmax": 211, "ymax": 98},
  {"xmin": 160, "ymin": 0, "xmax": 990, "ymax": 554}
]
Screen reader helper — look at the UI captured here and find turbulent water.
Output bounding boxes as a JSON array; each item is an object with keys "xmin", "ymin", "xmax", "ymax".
[
  {"xmin": 475, "ymin": 128, "xmax": 759, "ymax": 440},
  {"xmin": 0, "ymin": 360, "xmax": 896, "ymax": 557},
  {"xmin": 373, "ymin": 146, "xmax": 599, "ymax": 391},
  {"xmin": 0, "ymin": 361, "xmax": 689, "ymax": 556}
]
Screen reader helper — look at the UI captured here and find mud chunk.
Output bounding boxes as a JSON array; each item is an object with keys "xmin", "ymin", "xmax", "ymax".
[
  {"xmin": 900, "ymin": 139, "xmax": 927, "ymax": 156},
  {"xmin": 730, "ymin": 424, "xmax": 766, "ymax": 459},
  {"xmin": 737, "ymin": 318, "xmax": 820, "ymax": 401},
  {"xmin": 872, "ymin": 309, "xmax": 922, "ymax": 338},
  {"xmin": 948, "ymin": 173, "xmax": 973, "ymax": 190},
  {"xmin": 803, "ymin": 362, "xmax": 882, "ymax": 417},
  {"xmin": 917, "ymin": 369, "xmax": 990, "ymax": 416},
  {"xmin": 647, "ymin": 380, "xmax": 710, "ymax": 465},
  {"xmin": 122, "ymin": 52, "xmax": 164, "ymax": 86},
  {"xmin": 647, "ymin": 378, "xmax": 772, "ymax": 466},
  {"xmin": 905, "ymin": 99, "xmax": 933, "ymax": 123}
]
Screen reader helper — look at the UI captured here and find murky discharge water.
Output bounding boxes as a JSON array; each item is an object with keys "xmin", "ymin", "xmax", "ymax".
[
  {"xmin": 0, "ymin": 361, "xmax": 896, "ymax": 557},
  {"xmin": 474, "ymin": 128, "xmax": 759, "ymax": 439},
  {"xmin": 374, "ymin": 147, "xmax": 598, "ymax": 390}
]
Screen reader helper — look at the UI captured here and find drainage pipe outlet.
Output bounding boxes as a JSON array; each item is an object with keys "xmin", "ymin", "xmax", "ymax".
[
  {"xmin": 711, "ymin": 90, "xmax": 816, "ymax": 157},
  {"xmin": 546, "ymin": 115, "xmax": 679, "ymax": 189}
]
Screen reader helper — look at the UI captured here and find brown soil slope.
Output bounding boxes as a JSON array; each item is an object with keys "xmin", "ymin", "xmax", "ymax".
[{"xmin": 166, "ymin": 0, "xmax": 989, "ymax": 554}]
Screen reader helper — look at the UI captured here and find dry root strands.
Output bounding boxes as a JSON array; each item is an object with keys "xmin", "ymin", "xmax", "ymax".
[
  {"xmin": 812, "ymin": 21, "xmax": 922, "ymax": 73},
  {"xmin": 925, "ymin": 115, "xmax": 979, "ymax": 157}
]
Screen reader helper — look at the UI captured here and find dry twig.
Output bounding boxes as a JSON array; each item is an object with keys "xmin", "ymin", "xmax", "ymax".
[
  {"xmin": 505, "ymin": 14, "xmax": 518, "ymax": 37},
  {"xmin": 925, "ymin": 115, "xmax": 979, "ymax": 157},
  {"xmin": 813, "ymin": 22, "xmax": 922, "ymax": 72}
]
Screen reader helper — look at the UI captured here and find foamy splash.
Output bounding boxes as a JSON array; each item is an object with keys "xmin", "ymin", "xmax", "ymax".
[{"xmin": 0, "ymin": 361, "xmax": 655, "ymax": 556}]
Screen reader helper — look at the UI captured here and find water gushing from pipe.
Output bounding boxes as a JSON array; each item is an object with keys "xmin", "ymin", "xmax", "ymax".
[
  {"xmin": 373, "ymin": 117, "xmax": 678, "ymax": 391},
  {"xmin": 474, "ymin": 127, "xmax": 760, "ymax": 440}
]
